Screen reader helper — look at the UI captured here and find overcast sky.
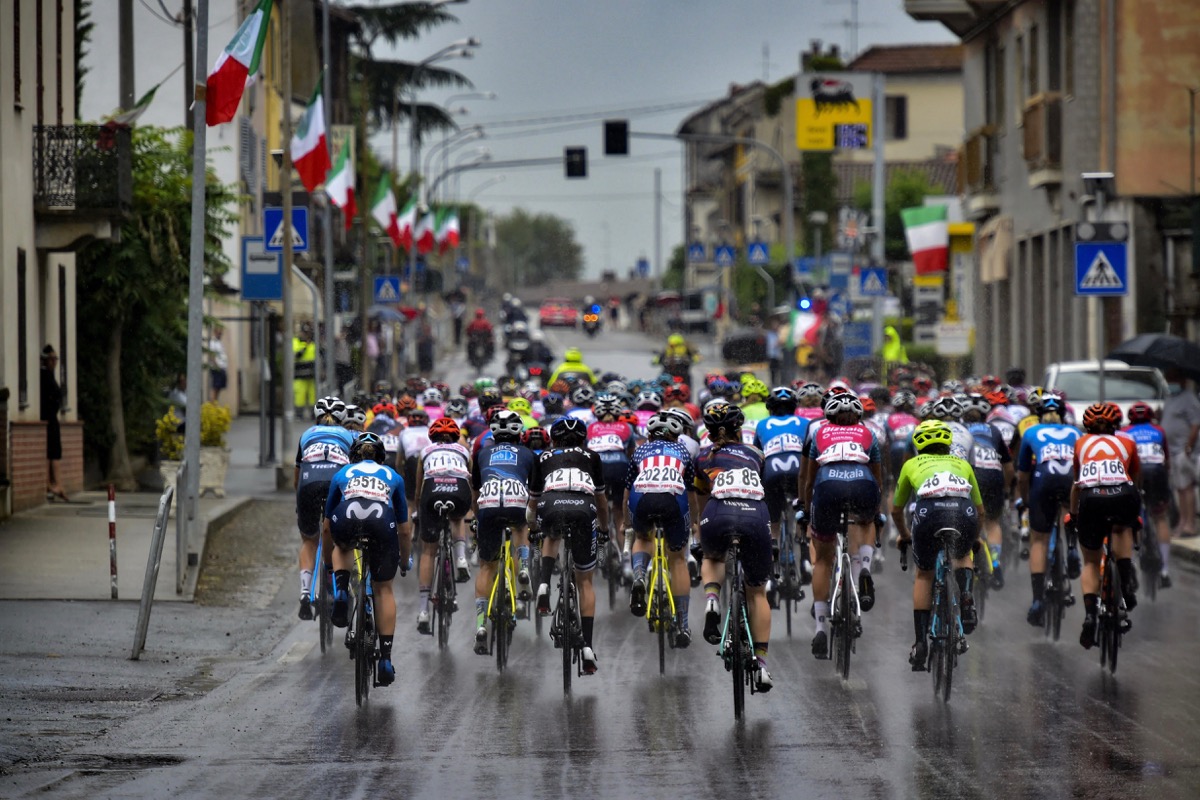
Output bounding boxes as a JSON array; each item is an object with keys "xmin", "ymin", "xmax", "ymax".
[{"xmin": 82, "ymin": 0, "xmax": 954, "ymax": 280}]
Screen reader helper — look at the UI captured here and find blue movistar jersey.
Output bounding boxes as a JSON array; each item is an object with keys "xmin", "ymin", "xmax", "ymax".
[
  {"xmin": 295, "ymin": 424, "xmax": 355, "ymax": 487},
  {"xmin": 325, "ymin": 461, "xmax": 408, "ymax": 521},
  {"xmin": 753, "ymin": 415, "xmax": 810, "ymax": 479},
  {"xmin": 1017, "ymin": 424, "xmax": 1081, "ymax": 473}
]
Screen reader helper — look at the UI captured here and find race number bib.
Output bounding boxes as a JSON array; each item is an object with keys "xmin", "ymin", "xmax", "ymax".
[
  {"xmin": 892, "ymin": 423, "xmax": 916, "ymax": 441},
  {"xmin": 424, "ymin": 452, "xmax": 469, "ymax": 479},
  {"xmin": 816, "ymin": 440, "xmax": 870, "ymax": 465},
  {"xmin": 972, "ymin": 445, "xmax": 1002, "ymax": 471},
  {"xmin": 1038, "ymin": 443, "xmax": 1075, "ymax": 463},
  {"xmin": 543, "ymin": 467, "xmax": 596, "ymax": 494},
  {"xmin": 587, "ymin": 433, "xmax": 625, "ymax": 453},
  {"xmin": 916, "ymin": 471, "xmax": 973, "ymax": 499},
  {"xmin": 302, "ymin": 442, "xmax": 349, "ymax": 465},
  {"xmin": 632, "ymin": 455, "xmax": 686, "ymax": 495},
  {"xmin": 711, "ymin": 467, "xmax": 765, "ymax": 501},
  {"xmin": 345, "ymin": 474, "xmax": 391, "ymax": 503},
  {"xmin": 477, "ymin": 478, "xmax": 529, "ymax": 510},
  {"xmin": 381, "ymin": 434, "xmax": 401, "ymax": 454},
  {"xmin": 1078, "ymin": 458, "xmax": 1129, "ymax": 488},
  {"xmin": 1136, "ymin": 442, "xmax": 1165, "ymax": 465},
  {"xmin": 763, "ymin": 434, "xmax": 804, "ymax": 458}
]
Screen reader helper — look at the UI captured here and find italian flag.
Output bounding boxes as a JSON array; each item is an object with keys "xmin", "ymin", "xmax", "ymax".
[
  {"xmin": 370, "ymin": 175, "xmax": 403, "ymax": 248},
  {"xmin": 325, "ymin": 138, "xmax": 356, "ymax": 230},
  {"xmin": 290, "ymin": 77, "xmax": 330, "ymax": 193},
  {"xmin": 206, "ymin": 0, "xmax": 273, "ymax": 126},
  {"xmin": 109, "ymin": 84, "xmax": 158, "ymax": 126},
  {"xmin": 436, "ymin": 209, "xmax": 460, "ymax": 254},
  {"xmin": 396, "ymin": 198, "xmax": 417, "ymax": 250},
  {"xmin": 901, "ymin": 204, "xmax": 949, "ymax": 275},
  {"xmin": 415, "ymin": 209, "xmax": 437, "ymax": 255}
]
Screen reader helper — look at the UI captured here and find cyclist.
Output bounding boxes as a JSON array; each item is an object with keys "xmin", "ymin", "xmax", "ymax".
[
  {"xmin": 588, "ymin": 393, "xmax": 637, "ymax": 572},
  {"xmin": 796, "ymin": 382, "xmax": 826, "ymax": 422},
  {"xmin": 892, "ymin": 420, "xmax": 984, "ymax": 669},
  {"xmin": 470, "ymin": 409, "xmax": 537, "ymax": 654},
  {"xmin": 341, "ymin": 404, "xmax": 367, "ymax": 433},
  {"xmin": 294, "ymin": 396, "xmax": 354, "ymax": 620},
  {"xmin": 522, "ymin": 426, "xmax": 551, "ymax": 456},
  {"xmin": 802, "ymin": 392, "xmax": 883, "ymax": 659},
  {"xmin": 324, "ymin": 432, "xmax": 411, "ymax": 687},
  {"xmin": 633, "ymin": 390, "xmax": 663, "ymax": 434},
  {"xmin": 414, "ymin": 417, "xmax": 474, "ymax": 635},
  {"xmin": 530, "ymin": 417, "xmax": 611, "ymax": 674},
  {"xmin": 664, "ymin": 383, "xmax": 701, "ymax": 422},
  {"xmin": 1121, "ymin": 401, "xmax": 1172, "ymax": 587},
  {"xmin": 1017, "ymin": 393, "xmax": 1081, "ymax": 626},
  {"xmin": 962, "ymin": 392, "xmax": 1014, "ymax": 588},
  {"xmin": 886, "ymin": 390, "xmax": 920, "ymax": 480},
  {"xmin": 1072, "ymin": 402, "xmax": 1141, "ymax": 650},
  {"xmin": 443, "ymin": 397, "xmax": 470, "ymax": 433},
  {"xmin": 694, "ymin": 401, "xmax": 774, "ymax": 691},
  {"xmin": 508, "ymin": 396, "xmax": 538, "ymax": 430},
  {"xmin": 626, "ymin": 411, "xmax": 698, "ymax": 646},
  {"xmin": 548, "ymin": 347, "xmax": 597, "ymax": 387},
  {"xmin": 740, "ymin": 378, "xmax": 771, "ymax": 423},
  {"xmin": 654, "ymin": 332, "xmax": 700, "ymax": 385},
  {"xmin": 565, "ymin": 384, "xmax": 598, "ymax": 426},
  {"xmin": 926, "ymin": 395, "xmax": 974, "ymax": 460},
  {"xmin": 540, "ymin": 392, "xmax": 567, "ymax": 430},
  {"xmin": 398, "ymin": 407, "xmax": 432, "ymax": 502},
  {"xmin": 753, "ymin": 387, "xmax": 811, "ymax": 607}
]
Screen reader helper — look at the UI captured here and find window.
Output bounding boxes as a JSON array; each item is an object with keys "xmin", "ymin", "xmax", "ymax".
[
  {"xmin": 17, "ymin": 250, "xmax": 28, "ymax": 410},
  {"xmin": 995, "ymin": 44, "xmax": 1006, "ymax": 128},
  {"xmin": 1015, "ymin": 35, "xmax": 1025, "ymax": 113},
  {"xmin": 1028, "ymin": 25, "xmax": 1039, "ymax": 97},
  {"xmin": 1064, "ymin": 0, "xmax": 1075, "ymax": 95},
  {"xmin": 55, "ymin": 0, "xmax": 63, "ymax": 123},
  {"xmin": 12, "ymin": 0, "xmax": 20, "ymax": 107},
  {"xmin": 885, "ymin": 95, "xmax": 908, "ymax": 140},
  {"xmin": 1047, "ymin": 0, "xmax": 1062, "ymax": 92}
]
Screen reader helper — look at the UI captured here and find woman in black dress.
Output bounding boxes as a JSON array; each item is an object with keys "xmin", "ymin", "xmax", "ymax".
[{"xmin": 41, "ymin": 345, "xmax": 68, "ymax": 502}]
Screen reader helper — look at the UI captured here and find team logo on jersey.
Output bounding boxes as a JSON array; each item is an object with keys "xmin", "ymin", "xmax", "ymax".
[{"xmin": 489, "ymin": 448, "xmax": 518, "ymax": 464}]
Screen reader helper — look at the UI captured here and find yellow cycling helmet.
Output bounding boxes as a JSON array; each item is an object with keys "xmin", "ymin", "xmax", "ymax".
[
  {"xmin": 564, "ymin": 347, "xmax": 583, "ymax": 363},
  {"xmin": 508, "ymin": 397, "xmax": 532, "ymax": 415},
  {"xmin": 668, "ymin": 333, "xmax": 685, "ymax": 347},
  {"xmin": 912, "ymin": 419, "xmax": 953, "ymax": 452},
  {"xmin": 743, "ymin": 378, "xmax": 769, "ymax": 400}
]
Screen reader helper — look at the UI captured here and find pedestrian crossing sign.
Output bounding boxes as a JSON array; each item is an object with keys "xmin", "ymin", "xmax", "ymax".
[
  {"xmin": 263, "ymin": 207, "xmax": 309, "ymax": 253},
  {"xmin": 374, "ymin": 276, "xmax": 401, "ymax": 304},
  {"xmin": 1074, "ymin": 242, "xmax": 1127, "ymax": 296},
  {"xmin": 858, "ymin": 266, "xmax": 888, "ymax": 297}
]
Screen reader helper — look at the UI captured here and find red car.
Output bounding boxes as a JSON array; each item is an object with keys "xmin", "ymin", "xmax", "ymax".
[{"xmin": 539, "ymin": 298, "xmax": 579, "ymax": 328}]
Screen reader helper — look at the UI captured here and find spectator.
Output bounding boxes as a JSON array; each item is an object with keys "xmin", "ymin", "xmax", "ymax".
[
  {"xmin": 40, "ymin": 346, "xmax": 68, "ymax": 502},
  {"xmin": 416, "ymin": 311, "xmax": 436, "ymax": 377},
  {"xmin": 334, "ymin": 329, "xmax": 354, "ymax": 395},
  {"xmin": 880, "ymin": 325, "xmax": 908, "ymax": 369},
  {"xmin": 1161, "ymin": 368, "xmax": 1200, "ymax": 538},
  {"xmin": 206, "ymin": 324, "xmax": 228, "ymax": 403},
  {"xmin": 293, "ymin": 323, "xmax": 317, "ymax": 417},
  {"xmin": 167, "ymin": 372, "xmax": 188, "ymax": 411}
]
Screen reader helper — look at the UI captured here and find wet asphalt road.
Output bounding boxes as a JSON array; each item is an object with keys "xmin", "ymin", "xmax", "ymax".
[{"xmin": 7, "ymin": 325, "xmax": 1200, "ymax": 798}]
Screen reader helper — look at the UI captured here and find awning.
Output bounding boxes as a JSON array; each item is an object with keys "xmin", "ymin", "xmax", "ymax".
[{"xmin": 978, "ymin": 215, "xmax": 1012, "ymax": 284}]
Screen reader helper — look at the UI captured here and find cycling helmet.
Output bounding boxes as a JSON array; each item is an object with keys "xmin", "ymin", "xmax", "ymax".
[
  {"xmin": 599, "ymin": 371, "xmax": 622, "ymax": 385},
  {"xmin": 314, "ymin": 396, "xmax": 346, "ymax": 422},
  {"xmin": 421, "ymin": 387, "xmax": 443, "ymax": 406},
  {"xmin": 606, "ymin": 379, "xmax": 628, "ymax": 397},
  {"xmin": 766, "ymin": 386, "xmax": 798, "ymax": 415},
  {"xmin": 478, "ymin": 388, "xmax": 504, "ymax": 411},
  {"xmin": 550, "ymin": 416, "xmax": 588, "ymax": 447},
  {"xmin": 507, "ymin": 397, "xmax": 533, "ymax": 416},
  {"xmin": 428, "ymin": 417, "xmax": 461, "ymax": 443},
  {"xmin": 1005, "ymin": 367, "xmax": 1027, "ymax": 386},
  {"xmin": 647, "ymin": 411, "xmax": 685, "ymax": 440},
  {"xmin": 980, "ymin": 374, "xmax": 1001, "ymax": 389},
  {"xmin": 1127, "ymin": 401, "xmax": 1155, "ymax": 424},
  {"xmin": 962, "ymin": 393, "xmax": 991, "ymax": 420},
  {"xmin": 550, "ymin": 379, "xmax": 570, "ymax": 395},
  {"xmin": 823, "ymin": 392, "xmax": 864, "ymax": 422},
  {"xmin": 489, "ymin": 409, "xmax": 525, "ymax": 442},
  {"xmin": 1027, "ymin": 387, "xmax": 1046, "ymax": 413},
  {"xmin": 564, "ymin": 347, "xmax": 583, "ymax": 363},
  {"xmin": 542, "ymin": 392, "xmax": 565, "ymax": 414},
  {"xmin": 665, "ymin": 407, "xmax": 696, "ymax": 434},
  {"xmin": 742, "ymin": 378, "xmax": 769, "ymax": 400},
  {"xmin": 407, "ymin": 376, "xmax": 429, "ymax": 393},
  {"xmin": 702, "ymin": 401, "xmax": 745, "ymax": 438},
  {"xmin": 570, "ymin": 384, "xmax": 595, "ymax": 406},
  {"xmin": 594, "ymin": 393, "xmax": 622, "ymax": 420},
  {"xmin": 912, "ymin": 420, "xmax": 953, "ymax": 453},
  {"xmin": 407, "ymin": 408, "xmax": 430, "ymax": 426},
  {"xmin": 984, "ymin": 390, "xmax": 1008, "ymax": 407},
  {"xmin": 796, "ymin": 382, "xmax": 825, "ymax": 403},
  {"xmin": 521, "ymin": 381, "xmax": 542, "ymax": 401},
  {"xmin": 913, "ymin": 376, "xmax": 934, "ymax": 392},
  {"xmin": 350, "ymin": 432, "xmax": 386, "ymax": 464},
  {"xmin": 522, "ymin": 427, "xmax": 551, "ymax": 451},
  {"xmin": 892, "ymin": 390, "xmax": 916, "ymax": 412},
  {"xmin": 664, "ymin": 383, "xmax": 690, "ymax": 402},
  {"xmin": 636, "ymin": 390, "xmax": 663, "ymax": 411},
  {"xmin": 859, "ymin": 395, "xmax": 877, "ymax": 414},
  {"xmin": 445, "ymin": 397, "xmax": 469, "ymax": 418},
  {"xmin": 1082, "ymin": 401, "xmax": 1122, "ymax": 432},
  {"xmin": 1038, "ymin": 392, "xmax": 1065, "ymax": 417},
  {"xmin": 917, "ymin": 400, "xmax": 936, "ymax": 419},
  {"xmin": 473, "ymin": 376, "xmax": 496, "ymax": 391},
  {"xmin": 395, "ymin": 396, "xmax": 418, "ymax": 415},
  {"xmin": 459, "ymin": 383, "xmax": 478, "ymax": 399},
  {"xmin": 618, "ymin": 409, "xmax": 640, "ymax": 428},
  {"xmin": 928, "ymin": 395, "xmax": 963, "ymax": 421},
  {"xmin": 341, "ymin": 404, "xmax": 367, "ymax": 429},
  {"xmin": 499, "ymin": 377, "xmax": 520, "ymax": 397}
]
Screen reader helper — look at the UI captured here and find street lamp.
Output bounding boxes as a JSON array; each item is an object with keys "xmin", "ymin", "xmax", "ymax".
[
  {"xmin": 439, "ymin": 92, "xmax": 496, "ymax": 202},
  {"xmin": 452, "ymin": 147, "xmax": 491, "ymax": 201},
  {"xmin": 426, "ymin": 126, "xmax": 486, "ymax": 201}
]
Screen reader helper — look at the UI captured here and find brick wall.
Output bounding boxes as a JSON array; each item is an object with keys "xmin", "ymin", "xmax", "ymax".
[
  {"xmin": 59, "ymin": 422, "xmax": 84, "ymax": 494},
  {"xmin": 11, "ymin": 422, "xmax": 47, "ymax": 513}
]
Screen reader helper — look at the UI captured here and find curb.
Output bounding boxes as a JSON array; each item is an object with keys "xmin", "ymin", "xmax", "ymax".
[
  {"xmin": 181, "ymin": 496, "xmax": 255, "ymax": 600},
  {"xmin": 1169, "ymin": 540, "xmax": 1200, "ymax": 568}
]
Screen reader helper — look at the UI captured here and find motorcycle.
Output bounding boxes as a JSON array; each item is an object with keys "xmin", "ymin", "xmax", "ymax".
[
  {"xmin": 583, "ymin": 311, "xmax": 601, "ymax": 338},
  {"xmin": 467, "ymin": 335, "xmax": 494, "ymax": 373}
]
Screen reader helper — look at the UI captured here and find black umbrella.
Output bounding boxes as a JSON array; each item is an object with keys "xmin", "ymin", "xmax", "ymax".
[{"xmin": 1107, "ymin": 333, "xmax": 1200, "ymax": 381}]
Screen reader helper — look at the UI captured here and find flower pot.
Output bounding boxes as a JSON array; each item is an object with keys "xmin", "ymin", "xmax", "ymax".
[
  {"xmin": 159, "ymin": 459, "xmax": 182, "ymax": 517},
  {"xmin": 199, "ymin": 447, "xmax": 230, "ymax": 498}
]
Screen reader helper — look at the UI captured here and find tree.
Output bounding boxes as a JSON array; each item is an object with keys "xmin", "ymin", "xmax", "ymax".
[
  {"xmin": 854, "ymin": 168, "xmax": 937, "ymax": 262},
  {"xmin": 661, "ymin": 245, "xmax": 685, "ymax": 291},
  {"xmin": 76, "ymin": 127, "xmax": 236, "ymax": 488},
  {"xmin": 493, "ymin": 208, "xmax": 584, "ymax": 287}
]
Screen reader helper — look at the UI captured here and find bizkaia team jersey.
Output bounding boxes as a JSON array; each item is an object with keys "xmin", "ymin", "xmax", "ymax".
[
  {"xmin": 1118, "ymin": 422, "xmax": 1168, "ymax": 469},
  {"xmin": 1073, "ymin": 433, "xmax": 1138, "ymax": 489},
  {"xmin": 753, "ymin": 415, "xmax": 810, "ymax": 480},
  {"xmin": 471, "ymin": 441, "xmax": 536, "ymax": 511},
  {"xmin": 325, "ymin": 461, "xmax": 408, "ymax": 519},
  {"xmin": 1017, "ymin": 424, "xmax": 1082, "ymax": 474},
  {"xmin": 529, "ymin": 447, "xmax": 606, "ymax": 496},
  {"xmin": 586, "ymin": 420, "xmax": 635, "ymax": 466},
  {"xmin": 295, "ymin": 424, "xmax": 355, "ymax": 487},
  {"xmin": 796, "ymin": 406, "xmax": 825, "ymax": 422},
  {"xmin": 626, "ymin": 440, "xmax": 694, "ymax": 497},
  {"xmin": 887, "ymin": 410, "xmax": 920, "ymax": 449},
  {"xmin": 806, "ymin": 422, "xmax": 881, "ymax": 485},
  {"xmin": 693, "ymin": 443, "xmax": 766, "ymax": 502}
]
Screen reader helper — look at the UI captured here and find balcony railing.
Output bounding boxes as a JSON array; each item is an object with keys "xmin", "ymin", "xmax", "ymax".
[
  {"xmin": 33, "ymin": 125, "xmax": 133, "ymax": 216},
  {"xmin": 962, "ymin": 125, "xmax": 997, "ymax": 195},
  {"xmin": 1022, "ymin": 93, "xmax": 1063, "ymax": 173}
]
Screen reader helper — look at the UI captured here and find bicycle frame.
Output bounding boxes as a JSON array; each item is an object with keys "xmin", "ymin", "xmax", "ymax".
[
  {"xmin": 351, "ymin": 536, "xmax": 377, "ymax": 707},
  {"xmin": 718, "ymin": 537, "xmax": 757, "ymax": 719},
  {"xmin": 429, "ymin": 503, "xmax": 457, "ymax": 649},
  {"xmin": 928, "ymin": 527, "xmax": 963, "ymax": 701},
  {"xmin": 486, "ymin": 526, "xmax": 519, "ymax": 621},
  {"xmin": 645, "ymin": 520, "xmax": 677, "ymax": 627}
]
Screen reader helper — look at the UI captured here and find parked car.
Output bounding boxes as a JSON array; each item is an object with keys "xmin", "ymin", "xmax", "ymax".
[
  {"xmin": 1042, "ymin": 360, "xmax": 1167, "ymax": 422},
  {"xmin": 539, "ymin": 297, "xmax": 578, "ymax": 328}
]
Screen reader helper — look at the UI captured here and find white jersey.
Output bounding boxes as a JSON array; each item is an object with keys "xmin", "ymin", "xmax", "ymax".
[
  {"xmin": 947, "ymin": 421, "xmax": 975, "ymax": 461},
  {"xmin": 400, "ymin": 425, "xmax": 432, "ymax": 461}
]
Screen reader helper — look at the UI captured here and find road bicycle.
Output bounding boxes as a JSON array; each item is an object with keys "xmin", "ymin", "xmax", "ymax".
[
  {"xmin": 972, "ymin": 539, "xmax": 994, "ymax": 624},
  {"xmin": 429, "ymin": 500, "xmax": 458, "ymax": 650},
  {"xmin": 1043, "ymin": 516, "xmax": 1072, "ymax": 641},
  {"xmin": 827, "ymin": 511, "xmax": 862, "ymax": 681},
  {"xmin": 485, "ymin": 524, "xmax": 519, "ymax": 672},
  {"xmin": 348, "ymin": 534, "xmax": 378, "ymax": 708},
  {"xmin": 597, "ymin": 531, "xmax": 622, "ymax": 611},
  {"xmin": 546, "ymin": 522, "xmax": 585, "ymax": 695},
  {"xmin": 777, "ymin": 497, "xmax": 806, "ymax": 638},
  {"xmin": 644, "ymin": 515, "xmax": 677, "ymax": 674},
  {"xmin": 1137, "ymin": 503, "xmax": 1162, "ymax": 603},
  {"xmin": 313, "ymin": 532, "xmax": 333, "ymax": 654},
  {"xmin": 926, "ymin": 527, "xmax": 967, "ymax": 702},
  {"xmin": 717, "ymin": 534, "xmax": 760, "ymax": 720},
  {"xmin": 1094, "ymin": 531, "xmax": 1131, "ymax": 674}
]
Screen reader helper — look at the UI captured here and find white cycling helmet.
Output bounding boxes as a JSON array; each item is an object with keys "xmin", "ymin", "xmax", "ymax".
[
  {"xmin": 489, "ymin": 409, "xmax": 525, "ymax": 441},
  {"xmin": 647, "ymin": 411, "xmax": 684, "ymax": 439},
  {"xmin": 929, "ymin": 395, "xmax": 964, "ymax": 421},
  {"xmin": 421, "ymin": 387, "xmax": 443, "ymax": 406},
  {"xmin": 314, "ymin": 395, "xmax": 346, "ymax": 421},
  {"xmin": 341, "ymin": 404, "xmax": 367, "ymax": 428},
  {"xmin": 823, "ymin": 393, "xmax": 864, "ymax": 421},
  {"xmin": 570, "ymin": 384, "xmax": 595, "ymax": 406},
  {"xmin": 636, "ymin": 390, "xmax": 663, "ymax": 411}
]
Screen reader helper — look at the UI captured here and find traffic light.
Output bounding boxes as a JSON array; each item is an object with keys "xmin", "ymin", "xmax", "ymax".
[
  {"xmin": 604, "ymin": 120, "xmax": 629, "ymax": 156},
  {"xmin": 564, "ymin": 147, "xmax": 587, "ymax": 178}
]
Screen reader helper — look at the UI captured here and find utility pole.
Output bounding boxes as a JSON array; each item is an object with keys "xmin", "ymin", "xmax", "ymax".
[
  {"xmin": 281, "ymin": 0, "xmax": 296, "ymax": 473},
  {"xmin": 183, "ymin": 0, "xmax": 194, "ymax": 129},
  {"xmin": 118, "ymin": 0, "xmax": 134, "ymax": 108},
  {"xmin": 654, "ymin": 167, "xmax": 662, "ymax": 281},
  {"xmin": 870, "ymin": 72, "xmax": 886, "ymax": 355},
  {"xmin": 321, "ymin": 0, "xmax": 336, "ymax": 394}
]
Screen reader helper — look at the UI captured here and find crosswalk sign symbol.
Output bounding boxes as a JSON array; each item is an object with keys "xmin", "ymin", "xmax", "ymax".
[
  {"xmin": 747, "ymin": 241, "xmax": 769, "ymax": 265},
  {"xmin": 374, "ymin": 276, "xmax": 401, "ymax": 303},
  {"xmin": 263, "ymin": 207, "xmax": 309, "ymax": 253},
  {"xmin": 858, "ymin": 266, "xmax": 888, "ymax": 297},
  {"xmin": 1079, "ymin": 251, "xmax": 1122, "ymax": 290},
  {"xmin": 267, "ymin": 220, "xmax": 306, "ymax": 250},
  {"xmin": 1074, "ymin": 241, "xmax": 1127, "ymax": 296}
]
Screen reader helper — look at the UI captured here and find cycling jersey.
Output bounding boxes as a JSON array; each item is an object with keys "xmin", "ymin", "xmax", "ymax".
[
  {"xmin": 471, "ymin": 441, "xmax": 537, "ymax": 562},
  {"xmin": 1018, "ymin": 423, "xmax": 1082, "ymax": 532},
  {"xmin": 946, "ymin": 421, "xmax": 975, "ymax": 461},
  {"xmin": 417, "ymin": 442, "xmax": 472, "ymax": 540},
  {"xmin": 754, "ymin": 415, "xmax": 811, "ymax": 480},
  {"xmin": 1120, "ymin": 422, "xmax": 1170, "ymax": 512},
  {"xmin": 741, "ymin": 401, "xmax": 769, "ymax": 423},
  {"xmin": 886, "ymin": 411, "xmax": 920, "ymax": 478},
  {"xmin": 633, "ymin": 409, "xmax": 657, "ymax": 435},
  {"xmin": 1073, "ymin": 433, "xmax": 1138, "ymax": 489},
  {"xmin": 796, "ymin": 407, "xmax": 825, "ymax": 422},
  {"xmin": 986, "ymin": 407, "xmax": 1018, "ymax": 451},
  {"xmin": 532, "ymin": 447, "xmax": 606, "ymax": 571},
  {"xmin": 893, "ymin": 454, "xmax": 983, "ymax": 507},
  {"xmin": 1074, "ymin": 433, "xmax": 1141, "ymax": 548},
  {"xmin": 626, "ymin": 440, "xmax": 695, "ymax": 550},
  {"xmin": 806, "ymin": 423, "xmax": 882, "ymax": 539},
  {"xmin": 587, "ymin": 420, "xmax": 636, "ymax": 495},
  {"xmin": 694, "ymin": 443, "xmax": 771, "ymax": 586},
  {"xmin": 399, "ymin": 425, "xmax": 432, "ymax": 496},
  {"xmin": 893, "ymin": 453, "xmax": 982, "ymax": 570},
  {"xmin": 564, "ymin": 406, "xmax": 598, "ymax": 426},
  {"xmin": 529, "ymin": 447, "xmax": 606, "ymax": 497},
  {"xmin": 548, "ymin": 362, "xmax": 597, "ymax": 387},
  {"xmin": 294, "ymin": 424, "xmax": 355, "ymax": 536},
  {"xmin": 694, "ymin": 443, "xmax": 766, "ymax": 500},
  {"xmin": 325, "ymin": 461, "xmax": 409, "ymax": 582},
  {"xmin": 967, "ymin": 421, "xmax": 1011, "ymax": 516},
  {"xmin": 422, "ymin": 404, "xmax": 445, "ymax": 422}
]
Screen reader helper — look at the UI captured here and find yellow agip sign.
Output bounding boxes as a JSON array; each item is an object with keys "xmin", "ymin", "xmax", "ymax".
[{"xmin": 795, "ymin": 73, "xmax": 874, "ymax": 152}]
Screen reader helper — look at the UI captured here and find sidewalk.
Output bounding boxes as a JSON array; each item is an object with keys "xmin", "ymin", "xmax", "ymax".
[
  {"xmin": 1170, "ymin": 533, "xmax": 1200, "ymax": 566},
  {"xmin": 0, "ymin": 415, "xmax": 285, "ymax": 602}
]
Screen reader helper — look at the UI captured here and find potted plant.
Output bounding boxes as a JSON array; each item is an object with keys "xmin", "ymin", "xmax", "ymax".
[
  {"xmin": 199, "ymin": 402, "xmax": 232, "ymax": 497},
  {"xmin": 155, "ymin": 406, "xmax": 184, "ymax": 513}
]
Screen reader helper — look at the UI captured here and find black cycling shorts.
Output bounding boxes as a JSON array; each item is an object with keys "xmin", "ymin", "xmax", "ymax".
[
  {"xmin": 699, "ymin": 498, "xmax": 771, "ymax": 587},
  {"xmin": 537, "ymin": 491, "xmax": 598, "ymax": 572},
  {"xmin": 417, "ymin": 477, "xmax": 471, "ymax": 543},
  {"xmin": 296, "ymin": 480, "xmax": 331, "ymax": 538},
  {"xmin": 328, "ymin": 499, "xmax": 401, "ymax": 582},
  {"xmin": 975, "ymin": 471, "xmax": 1006, "ymax": 519},
  {"xmin": 601, "ymin": 460, "xmax": 629, "ymax": 503},
  {"xmin": 1076, "ymin": 483, "xmax": 1141, "ymax": 550},
  {"xmin": 629, "ymin": 491, "xmax": 689, "ymax": 551},
  {"xmin": 809, "ymin": 477, "xmax": 880, "ymax": 542},
  {"xmin": 1028, "ymin": 468, "xmax": 1073, "ymax": 532},
  {"xmin": 910, "ymin": 497, "xmax": 979, "ymax": 572},
  {"xmin": 476, "ymin": 506, "xmax": 526, "ymax": 563},
  {"xmin": 1141, "ymin": 467, "xmax": 1170, "ymax": 515},
  {"xmin": 763, "ymin": 472, "xmax": 799, "ymax": 523}
]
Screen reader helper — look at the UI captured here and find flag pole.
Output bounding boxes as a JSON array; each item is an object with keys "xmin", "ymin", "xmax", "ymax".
[
  {"xmin": 281, "ymin": 0, "xmax": 295, "ymax": 468},
  {"xmin": 321, "ymin": 0, "xmax": 336, "ymax": 396}
]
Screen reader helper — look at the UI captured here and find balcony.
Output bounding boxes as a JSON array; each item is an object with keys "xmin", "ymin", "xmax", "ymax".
[
  {"xmin": 961, "ymin": 126, "xmax": 1000, "ymax": 218},
  {"xmin": 904, "ymin": 0, "xmax": 981, "ymax": 35},
  {"xmin": 1021, "ymin": 93, "xmax": 1063, "ymax": 189},
  {"xmin": 34, "ymin": 125, "xmax": 132, "ymax": 250}
]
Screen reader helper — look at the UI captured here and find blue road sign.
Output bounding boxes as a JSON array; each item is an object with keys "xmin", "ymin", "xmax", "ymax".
[
  {"xmin": 263, "ymin": 207, "xmax": 309, "ymax": 253},
  {"xmin": 1075, "ymin": 241, "xmax": 1127, "ymax": 296},
  {"xmin": 374, "ymin": 276, "xmax": 401, "ymax": 304},
  {"xmin": 715, "ymin": 244, "xmax": 736, "ymax": 267},
  {"xmin": 859, "ymin": 266, "xmax": 888, "ymax": 297},
  {"xmin": 747, "ymin": 241, "xmax": 769, "ymax": 265},
  {"xmin": 828, "ymin": 271, "xmax": 850, "ymax": 291},
  {"xmin": 843, "ymin": 321, "xmax": 872, "ymax": 358},
  {"xmin": 636, "ymin": 257, "xmax": 650, "ymax": 277},
  {"xmin": 241, "ymin": 236, "xmax": 283, "ymax": 301},
  {"xmin": 826, "ymin": 292, "xmax": 850, "ymax": 319},
  {"xmin": 795, "ymin": 257, "xmax": 813, "ymax": 276},
  {"xmin": 456, "ymin": 256, "xmax": 470, "ymax": 273},
  {"xmin": 687, "ymin": 241, "xmax": 707, "ymax": 263}
]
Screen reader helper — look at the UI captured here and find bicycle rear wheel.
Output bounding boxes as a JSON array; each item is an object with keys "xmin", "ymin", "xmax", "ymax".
[
  {"xmin": 530, "ymin": 540, "xmax": 544, "ymax": 636},
  {"xmin": 436, "ymin": 550, "xmax": 454, "ymax": 650},
  {"xmin": 653, "ymin": 567, "xmax": 667, "ymax": 675},
  {"xmin": 354, "ymin": 592, "xmax": 370, "ymax": 707},
  {"xmin": 606, "ymin": 542, "xmax": 618, "ymax": 611},
  {"xmin": 561, "ymin": 550, "xmax": 575, "ymax": 695},
  {"xmin": 316, "ymin": 568, "xmax": 331, "ymax": 654},
  {"xmin": 781, "ymin": 524, "xmax": 796, "ymax": 638},
  {"xmin": 730, "ymin": 582, "xmax": 746, "ymax": 720},
  {"xmin": 943, "ymin": 568, "xmax": 959, "ymax": 702},
  {"xmin": 1102, "ymin": 557, "xmax": 1121, "ymax": 674},
  {"xmin": 837, "ymin": 566, "xmax": 852, "ymax": 681},
  {"xmin": 495, "ymin": 568, "xmax": 510, "ymax": 673}
]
